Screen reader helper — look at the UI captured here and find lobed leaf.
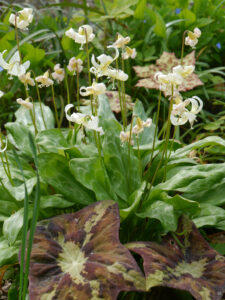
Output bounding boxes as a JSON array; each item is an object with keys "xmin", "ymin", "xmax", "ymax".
[
  {"xmin": 27, "ymin": 201, "xmax": 145, "ymax": 300},
  {"xmin": 127, "ymin": 216, "xmax": 225, "ymax": 300}
]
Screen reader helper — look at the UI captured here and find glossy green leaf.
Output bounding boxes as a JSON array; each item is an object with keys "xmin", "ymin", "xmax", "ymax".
[
  {"xmin": 36, "ymin": 129, "xmax": 68, "ymax": 153},
  {"xmin": 137, "ymin": 201, "xmax": 178, "ymax": 233},
  {"xmin": 38, "ymin": 153, "xmax": 94, "ymax": 205},
  {"xmin": 0, "ymin": 237, "xmax": 20, "ymax": 268},
  {"xmin": 40, "ymin": 195, "xmax": 74, "ymax": 209},
  {"xmin": 20, "ymin": 43, "xmax": 45, "ymax": 67},
  {"xmin": 3, "ymin": 177, "xmax": 37, "ymax": 201},
  {"xmin": 193, "ymin": 204, "xmax": 225, "ymax": 229},
  {"xmin": 70, "ymin": 156, "xmax": 117, "ymax": 202},
  {"xmin": 0, "ymin": 200, "xmax": 19, "ymax": 221},
  {"xmin": 134, "ymin": 0, "xmax": 146, "ymax": 19}
]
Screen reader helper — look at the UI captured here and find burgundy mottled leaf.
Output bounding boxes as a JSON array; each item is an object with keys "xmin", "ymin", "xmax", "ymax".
[
  {"xmin": 126, "ymin": 215, "xmax": 225, "ymax": 300},
  {"xmin": 105, "ymin": 91, "xmax": 134, "ymax": 113},
  {"xmin": 134, "ymin": 51, "xmax": 203, "ymax": 95},
  {"xmin": 26, "ymin": 201, "xmax": 145, "ymax": 300}
]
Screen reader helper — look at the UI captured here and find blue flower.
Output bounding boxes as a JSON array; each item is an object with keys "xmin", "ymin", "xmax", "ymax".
[
  {"xmin": 0, "ymin": 67, "xmax": 3, "ymax": 72},
  {"xmin": 216, "ymin": 42, "xmax": 222, "ymax": 49},
  {"xmin": 175, "ymin": 8, "xmax": 181, "ymax": 14},
  {"xmin": 143, "ymin": 19, "xmax": 147, "ymax": 23}
]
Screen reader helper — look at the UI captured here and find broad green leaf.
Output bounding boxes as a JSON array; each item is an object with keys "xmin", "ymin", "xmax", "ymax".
[
  {"xmin": 0, "ymin": 237, "xmax": 20, "ymax": 267},
  {"xmin": 36, "ymin": 129, "xmax": 69, "ymax": 153},
  {"xmin": 40, "ymin": 195, "xmax": 74, "ymax": 209},
  {"xmin": 156, "ymin": 163, "xmax": 225, "ymax": 194},
  {"xmin": 27, "ymin": 201, "xmax": 145, "ymax": 299},
  {"xmin": 3, "ymin": 177, "xmax": 37, "ymax": 201},
  {"xmin": 38, "ymin": 153, "xmax": 94, "ymax": 205},
  {"xmin": 20, "ymin": 43, "xmax": 45, "ymax": 67},
  {"xmin": 120, "ymin": 181, "xmax": 146, "ymax": 220},
  {"xmin": 0, "ymin": 200, "xmax": 19, "ymax": 222},
  {"xmin": 134, "ymin": 0, "xmax": 146, "ymax": 19},
  {"xmin": 70, "ymin": 156, "xmax": 117, "ymax": 202},
  {"xmin": 3, "ymin": 207, "xmax": 32, "ymax": 245},
  {"xmin": 181, "ymin": 9, "xmax": 196, "ymax": 26},
  {"xmin": 103, "ymin": 133, "xmax": 141, "ymax": 202},
  {"xmin": 193, "ymin": 204, "xmax": 225, "ymax": 229},
  {"xmin": 5, "ymin": 122, "xmax": 33, "ymax": 157},
  {"xmin": 15, "ymin": 102, "xmax": 55, "ymax": 131},
  {"xmin": 154, "ymin": 11, "xmax": 166, "ymax": 38},
  {"xmin": 137, "ymin": 200, "xmax": 177, "ymax": 233}
]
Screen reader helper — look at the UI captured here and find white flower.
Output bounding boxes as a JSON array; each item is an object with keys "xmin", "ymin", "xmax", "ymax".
[
  {"xmin": 155, "ymin": 71, "xmax": 183, "ymax": 96},
  {"xmin": 122, "ymin": 46, "xmax": 137, "ymax": 60},
  {"xmin": 9, "ymin": 8, "xmax": 33, "ymax": 30},
  {"xmin": 19, "ymin": 72, "xmax": 35, "ymax": 87},
  {"xmin": 110, "ymin": 33, "xmax": 130, "ymax": 49},
  {"xmin": 172, "ymin": 65, "xmax": 195, "ymax": 78},
  {"xmin": 65, "ymin": 25, "xmax": 95, "ymax": 49},
  {"xmin": 67, "ymin": 57, "xmax": 83, "ymax": 74},
  {"xmin": 90, "ymin": 47, "xmax": 119, "ymax": 78},
  {"xmin": 52, "ymin": 64, "xmax": 65, "ymax": 83},
  {"xmin": 120, "ymin": 130, "xmax": 133, "ymax": 144},
  {"xmin": 17, "ymin": 97, "xmax": 33, "ymax": 110},
  {"xmin": 80, "ymin": 81, "xmax": 106, "ymax": 97},
  {"xmin": 65, "ymin": 104, "xmax": 104, "ymax": 135},
  {"xmin": 170, "ymin": 96, "xmax": 203, "ymax": 128},
  {"xmin": 0, "ymin": 50, "xmax": 30, "ymax": 78},
  {"xmin": 132, "ymin": 117, "xmax": 152, "ymax": 135},
  {"xmin": 0, "ymin": 137, "xmax": 7, "ymax": 153},
  {"xmin": 36, "ymin": 71, "xmax": 54, "ymax": 88},
  {"xmin": 185, "ymin": 28, "xmax": 201, "ymax": 48},
  {"xmin": 106, "ymin": 68, "xmax": 128, "ymax": 81},
  {"xmin": 0, "ymin": 91, "xmax": 4, "ymax": 98}
]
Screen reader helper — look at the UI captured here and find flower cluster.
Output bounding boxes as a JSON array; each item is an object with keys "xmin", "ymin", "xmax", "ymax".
[
  {"xmin": 185, "ymin": 28, "xmax": 201, "ymax": 48},
  {"xmin": 9, "ymin": 8, "xmax": 33, "ymax": 30}
]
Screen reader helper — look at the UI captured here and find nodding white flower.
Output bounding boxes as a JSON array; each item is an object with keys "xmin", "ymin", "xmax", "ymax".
[
  {"xmin": 65, "ymin": 25, "xmax": 95, "ymax": 49},
  {"xmin": 52, "ymin": 64, "xmax": 65, "ymax": 83},
  {"xmin": 36, "ymin": 71, "xmax": 54, "ymax": 88},
  {"xmin": 80, "ymin": 81, "xmax": 106, "ymax": 97},
  {"xmin": 90, "ymin": 47, "xmax": 119, "ymax": 78},
  {"xmin": 17, "ymin": 97, "xmax": 33, "ymax": 110},
  {"xmin": 170, "ymin": 96, "xmax": 203, "ymax": 128},
  {"xmin": 120, "ymin": 131, "xmax": 133, "ymax": 144},
  {"xmin": 67, "ymin": 57, "xmax": 83, "ymax": 74},
  {"xmin": 9, "ymin": 8, "xmax": 33, "ymax": 30},
  {"xmin": 155, "ymin": 71, "xmax": 183, "ymax": 96},
  {"xmin": 109, "ymin": 33, "xmax": 130, "ymax": 49},
  {"xmin": 106, "ymin": 68, "xmax": 128, "ymax": 81},
  {"xmin": 19, "ymin": 72, "xmax": 35, "ymax": 87},
  {"xmin": 0, "ymin": 137, "xmax": 7, "ymax": 153},
  {"xmin": 0, "ymin": 91, "xmax": 4, "ymax": 98},
  {"xmin": 172, "ymin": 65, "xmax": 195, "ymax": 78},
  {"xmin": 122, "ymin": 46, "xmax": 137, "ymax": 60},
  {"xmin": 132, "ymin": 117, "xmax": 152, "ymax": 135},
  {"xmin": 0, "ymin": 50, "xmax": 30, "ymax": 78},
  {"xmin": 185, "ymin": 28, "xmax": 201, "ymax": 48},
  {"xmin": 65, "ymin": 104, "xmax": 104, "ymax": 135}
]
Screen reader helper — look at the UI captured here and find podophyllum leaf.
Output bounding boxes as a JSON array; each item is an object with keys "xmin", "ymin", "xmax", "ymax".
[
  {"xmin": 105, "ymin": 91, "xmax": 134, "ymax": 113},
  {"xmin": 38, "ymin": 153, "xmax": 95, "ymax": 205},
  {"xmin": 134, "ymin": 51, "xmax": 203, "ymax": 95},
  {"xmin": 27, "ymin": 201, "xmax": 145, "ymax": 300},
  {"xmin": 70, "ymin": 156, "xmax": 117, "ymax": 201},
  {"xmin": 137, "ymin": 201, "xmax": 178, "ymax": 233},
  {"xmin": 0, "ymin": 237, "xmax": 20, "ymax": 268},
  {"xmin": 127, "ymin": 216, "xmax": 225, "ymax": 300},
  {"xmin": 15, "ymin": 102, "xmax": 54, "ymax": 131}
]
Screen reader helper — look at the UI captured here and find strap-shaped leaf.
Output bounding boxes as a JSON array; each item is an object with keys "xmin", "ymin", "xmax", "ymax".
[
  {"xmin": 127, "ymin": 216, "xmax": 225, "ymax": 300},
  {"xmin": 27, "ymin": 201, "xmax": 145, "ymax": 299},
  {"xmin": 134, "ymin": 51, "xmax": 203, "ymax": 96}
]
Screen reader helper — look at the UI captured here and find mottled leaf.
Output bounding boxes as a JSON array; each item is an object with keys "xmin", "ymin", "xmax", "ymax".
[
  {"xmin": 134, "ymin": 51, "xmax": 203, "ymax": 95},
  {"xmin": 127, "ymin": 216, "xmax": 225, "ymax": 300},
  {"xmin": 27, "ymin": 201, "xmax": 145, "ymax": 300},
  {"xmin": 105, "ymin": 91, "xmax": 134, "ymax": 113}
]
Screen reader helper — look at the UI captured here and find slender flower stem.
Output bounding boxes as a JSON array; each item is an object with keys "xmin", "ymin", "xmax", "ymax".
[
  {"xmin": 136, "ymin": 135, "xmax": 142, "ymax": 178},
  {"xmin": 51, "ymin": 84, "xmax": 60, "ymax": 128},
  {"xmin": 0, "ymin": 154, "xmax": 9, "ymax": 180},
  {"xmin": 0, "ymin": 133, "xmax": 13, "ymax": 186},
  {"xmin": 25, "ymin": 88, "xmax": 38, "ymax": 135},
  {"xmin": 121, "ymin": 56, "xmax": 127, "ymax": 129},
  {"xmin": 168, "ymin": 126, "xmax": 177, "ymax": 160},
  {"xmin": 181, "ymin": 30, "xmax": 188, "ymax": 65},
  {"xmin": 127, "ymin": 115, "xmax": 134, "ymax": 193},
  {"xmin": 149, "ymin": 90, "xmax": 161, "ymax": 167},
  {"xmin": 15, "ymin": 13, "xmax": 22, "ymax": 64},
  {"xmin": 76, "ymin": 70, "xmax": 80, "ymax": 112},
  {"xmin": 31, "ymin": 71, "xmax": 47, "ymax": 129},
  {"xmin": 64, "ymin": 71, "xmax": 71, "ymax": 127},
  {"xmin": 84, "ymin": 29, "xmax": 94, "ymax": 114},
  {"xmin": 116, "ymin": 59, "xmax": 125, "ymax": 130}
]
